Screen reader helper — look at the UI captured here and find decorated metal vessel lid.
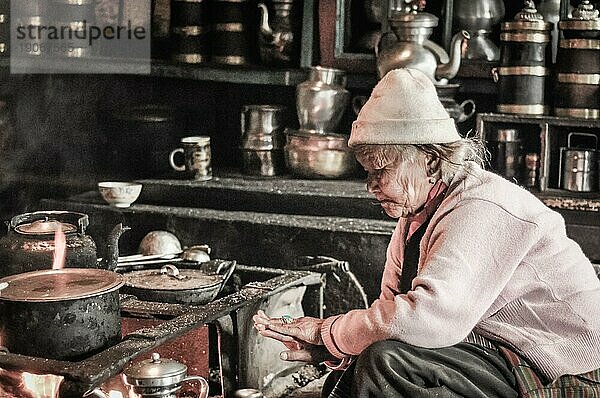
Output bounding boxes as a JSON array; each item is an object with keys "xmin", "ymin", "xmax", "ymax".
[
  {"xmin": 124, "ymin": 353, "xmax": 188, "ymax": 387},
  {"xmin": 559, "ymin": 1, "xmax": 600, "ymax": 33},
  {"xmin": 388, "ymin": 7, "xmax": 438, "ymax": 29},
  {"xmin": 0, "ymin": 269, "xmax": 124, "ymax": 302},
  {"xmin": 502, "ymin": 0, "xmax": 552, "ymax": 32}
]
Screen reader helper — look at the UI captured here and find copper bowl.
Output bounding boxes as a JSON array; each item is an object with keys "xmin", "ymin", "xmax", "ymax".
[{"xmin": 284, "ymin": 129, "xmax": 358, "ymax": 179}]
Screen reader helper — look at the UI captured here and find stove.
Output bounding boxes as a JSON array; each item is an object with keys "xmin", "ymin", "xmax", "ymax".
[{"xmin": 0, "ymin": 265, "xmax": 323, "ymax": 398}]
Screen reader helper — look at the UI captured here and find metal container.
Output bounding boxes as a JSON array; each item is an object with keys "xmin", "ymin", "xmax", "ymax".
[
  {"xmin": 560, "ymin": 132, "xmax": 599, "ymax": 192},
  {"xmin": 0, "ymin": 211, "xmax": 128, "ymax": 278},
  {"xmin": 454, "ymin": 0, "xmax": 505, "ymax": 61},
  {"xmin": 559, "ymin": 1, "xmax": 600, "ymax": 39},
  {"xmin": 211, "ymin": 0, "xmax": 250, "ymax": 65},
  {"xmin": 496, "ymin": 1, "xmax": 553, "ymax": 115},
  {"xmin": 257, "ymin": 0, "xmax": 302, "ymax": 67},
  {"xmin": 296, "ymin": 66, "xmax": 350, "ymax": 134},
  {"xmin": 0, "ymin": 268, "xmax": 123, "ymax": 360},
  {"xmin": 487, "ymin": 128, "xmax": 523, "ymax": 181},
  {"xmin": 284, "ymin": 129, "xmax": 358, "ymax": 179},
  {"xmin": 123, "ymin": 353, "xmax": 209, "ymax": 398},
  {"xmin": 493, "ymin": 66, "xmax": 551, "ymax": 115},
  {"xmin": 555, "ymin": 2, "xmax": 599, "ymax": 119},
  {"xmin": 171, "ymin": 0, "xmax": 210, "ymax": 63},
  {"xmin": 241, "ymin": 104, "xmax": 287, "ymax": 176},
  {"xmin": 50, "ymin": 0, "xmax": 96, "ymax": 57}
]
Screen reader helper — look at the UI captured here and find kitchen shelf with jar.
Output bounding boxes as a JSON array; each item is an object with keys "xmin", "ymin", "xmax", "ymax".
[{"xmin": 477, "ymin": 112, "xmax": 600, "ymax": 212}]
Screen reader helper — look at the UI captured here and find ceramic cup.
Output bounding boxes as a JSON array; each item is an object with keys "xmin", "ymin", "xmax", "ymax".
[{"xmin": 169, "ymin": 136, "xmax": 212, "ymax": 181}]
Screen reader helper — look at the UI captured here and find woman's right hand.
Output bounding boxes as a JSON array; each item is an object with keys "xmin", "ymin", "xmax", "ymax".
[{"xmin": 252, "ymin": 310, "xmax": 335, "ymax": 363}]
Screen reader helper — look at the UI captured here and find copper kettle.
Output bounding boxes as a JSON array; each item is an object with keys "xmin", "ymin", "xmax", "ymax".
[{"xmin": 0, "ymin": 211, "xmax": 129, "ymax": 277}]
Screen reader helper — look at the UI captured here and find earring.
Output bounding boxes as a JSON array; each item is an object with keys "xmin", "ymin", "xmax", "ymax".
[{"xmin": 428, "ymin": 177, "xmax": 436, "ymax": 184}]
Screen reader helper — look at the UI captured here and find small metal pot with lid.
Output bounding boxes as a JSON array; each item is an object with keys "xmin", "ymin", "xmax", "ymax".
[
  {"xmin": 559, "ymin": 132, "xmax": 599, "ymax": 192},
  {"xmin": 123, "ymin": 352, "xmax": 209, "ymax": 398}
]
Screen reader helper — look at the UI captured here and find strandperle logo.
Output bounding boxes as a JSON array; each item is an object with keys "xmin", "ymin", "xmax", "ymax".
[
  {"xmin": 10, "ymin": 0, "xmax": 151, "ymax": 74},
  {"xmin": 15, "ymin": 20, "xmax": 147, "ymax": 47}
]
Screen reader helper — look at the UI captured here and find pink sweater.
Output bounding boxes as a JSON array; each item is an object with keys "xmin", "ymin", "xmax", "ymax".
[{"xmin": 320, "ymin": 162, "xmax": 600, "ymax": 381}]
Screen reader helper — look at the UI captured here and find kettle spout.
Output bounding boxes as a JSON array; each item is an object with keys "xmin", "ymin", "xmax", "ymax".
[
  {"xmin": 258, "ymin": 3, "xmax": 273, "ymax": 36},
  {"xmin": 99, "ymin": 223, "xmax": 130, "ymax": 271},
  {"xmin": 435, "ymin": 30, "xmax": 470, "ymax": 81}
]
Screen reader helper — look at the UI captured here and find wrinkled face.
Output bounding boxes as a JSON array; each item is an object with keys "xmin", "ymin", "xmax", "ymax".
[{"xmin": 356, "ymin": 148, "xmax": 433, "ymax": 218}]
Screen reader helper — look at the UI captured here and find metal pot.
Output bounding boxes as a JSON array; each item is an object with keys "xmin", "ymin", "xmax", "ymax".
[
  {"xmin": 284, "ymin": 129, "xmax": 358, "ymax": 179},
  {"xmin": 0, "ymin": 211, "xmax": 129, "ymax": 278},
  {"xmin": 122, "ymin": 260, "xmax": 236, "ymax": 305},
  {"xmin": 124, "ymin": 353, "xmax": 209, "ymax": 398},
  {"xmin": 486, "ymin": 128, "xmax": 523, "ymax": 181},
  {"xmin": 240, "ymin": 105, "xmax": 288, "ymax": 176},
  {"xmin": 560, "ymin": 132, "xmax": 599, "ymax": 192},
  {"xmin": 0, "ymin": 268, "xmax": 124, "ymax": 360}
]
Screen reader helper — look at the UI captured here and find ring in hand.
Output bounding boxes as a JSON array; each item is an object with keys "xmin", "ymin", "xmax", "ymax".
[{"xmin": 281, "ymin": 314, "xmax": 294, "ymax": 324}]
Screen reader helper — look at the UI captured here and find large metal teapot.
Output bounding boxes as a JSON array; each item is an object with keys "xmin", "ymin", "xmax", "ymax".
[
  {"xmin": 376, "ymin": 6, "xmax": 469, "ymax": 83},
  {"xmin": 0, "ymin": 211, "xmax": 129, "ymax": 277}
]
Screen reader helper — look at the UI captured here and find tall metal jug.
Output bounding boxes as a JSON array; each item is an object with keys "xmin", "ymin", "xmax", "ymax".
[{"xmin": 296, "ymin": 66, "xmax": 350, "ymax": 134}]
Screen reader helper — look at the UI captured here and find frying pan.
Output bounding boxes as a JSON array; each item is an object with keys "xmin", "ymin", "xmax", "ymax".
[{"xmin": 122, "ymin": 259, "xmax": 236, "ymax": 305}]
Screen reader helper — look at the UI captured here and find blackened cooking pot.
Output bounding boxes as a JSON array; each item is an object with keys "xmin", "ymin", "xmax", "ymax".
[
  {"xmin": 123, "ymin": 260, "xmax": 236, "ymax": 305},
  {"xmin": 0, "ymin": 268, "xmax": 124, "ymax": 361}
]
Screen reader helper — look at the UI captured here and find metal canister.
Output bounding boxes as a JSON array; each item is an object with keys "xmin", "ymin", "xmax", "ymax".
[
  {"xmin": 559, "ymin": 132, "xmax": 599, "ymax": 192},
  {"xmin": 171, "ymin": 0, "xmax": 210, "ymax": 63},
  {"xmin": 496, "ymin": 1, "xmax": 552, "ymax": 115},
  {"xmin": 487, "ymin": 128, "xmax": 523, "ymax": 181},
  {"xmin": 51, "ymin": 0, "xmax": 96, "ymax": 58},
  {"xmin": 555, "ymin": 1, "xmax": 599, "ymax": 119},
  {"xmin": 240, "ymin": 105, "xmax": 287, "ymax": 176},
  {"xmin": 211, "ymin": 0, "xmax": 250, "ymax": 65}
]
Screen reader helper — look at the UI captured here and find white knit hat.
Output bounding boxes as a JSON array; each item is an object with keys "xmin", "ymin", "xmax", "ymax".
[{"xmin": 348, "ymin": 68, "xmax": 461, "ymax": 147}]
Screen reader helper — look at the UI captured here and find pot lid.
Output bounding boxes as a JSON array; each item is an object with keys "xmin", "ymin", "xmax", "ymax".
[
  {"xmin": 124, "ymin": 353, "xmax": 187, "ymax": 386},
  {"xmin": 389, "ymin": 9, "xmax": 438, "ymax": 28},
  {"xmin": 0, "ymin": 269, "xmax": 124, "ymax": 302},
  {"xmin": 124, "ymin": 265, "xmax": 222, "ymax": 291},
  {"xmin": 559, "ymin": 1, "xmax": 600, "ymax": 31},
  {"xmin": 15, "ymin": 219, "xmax": 78, "ymax": 235},
  {"xmin": 572, "ymin": 1, "xmax": 599, "ymax": 20},
  {"xmin": 503, "ymin": 0, "xmax": 552, "ymax": 31}
]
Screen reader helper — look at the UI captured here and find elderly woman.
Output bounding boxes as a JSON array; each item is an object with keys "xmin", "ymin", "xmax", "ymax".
[{"xmin": 253, "ymin": 68, "xmax": 600, "ymax": 397}]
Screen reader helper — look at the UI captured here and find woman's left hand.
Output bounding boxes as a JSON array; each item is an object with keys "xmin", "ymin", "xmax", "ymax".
[{"xmin": 253, "ymin": 310, "xmax": 335, "ymax": 363}]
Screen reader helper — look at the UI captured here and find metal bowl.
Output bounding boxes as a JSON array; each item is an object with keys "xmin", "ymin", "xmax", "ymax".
[
  {"xmin": 284, "ymin": 129, "xmax": 358, "ymax": 179},
  {"xmin": 138, "ymin": 231, "xmax": 182, "ymax": 256}
]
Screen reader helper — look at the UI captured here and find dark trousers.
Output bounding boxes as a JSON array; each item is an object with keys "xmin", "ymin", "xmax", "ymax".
[{"xmin": 323, "ymin": 340, "xmax": 518, "ymax": 398}]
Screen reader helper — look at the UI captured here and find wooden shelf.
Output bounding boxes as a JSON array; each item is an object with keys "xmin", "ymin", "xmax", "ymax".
[{"xmin": 1, "ymin": 57, "xmax": 311, "ymax": 86}]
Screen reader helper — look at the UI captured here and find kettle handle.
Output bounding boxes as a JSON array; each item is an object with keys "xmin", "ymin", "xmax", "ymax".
[
  {"xmin": 375, "ymin": 31, "xmax": 395, "ymax": 58},
  {"xmin": 567, "ymin": 132, "xmax": 598, "ymax": 150},
  {"xmin": 182, "ymin": 375, "xmax": 210, "ymax": 398},
  {"xmin": 458, "ymin": 99, "xmax": 476, "ymax": 123}
]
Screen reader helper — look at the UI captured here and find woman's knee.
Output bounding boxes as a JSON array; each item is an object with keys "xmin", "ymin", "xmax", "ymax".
[{"xmin": 354, "ymin": 340, "xmax": 414, "ymax": 374}]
